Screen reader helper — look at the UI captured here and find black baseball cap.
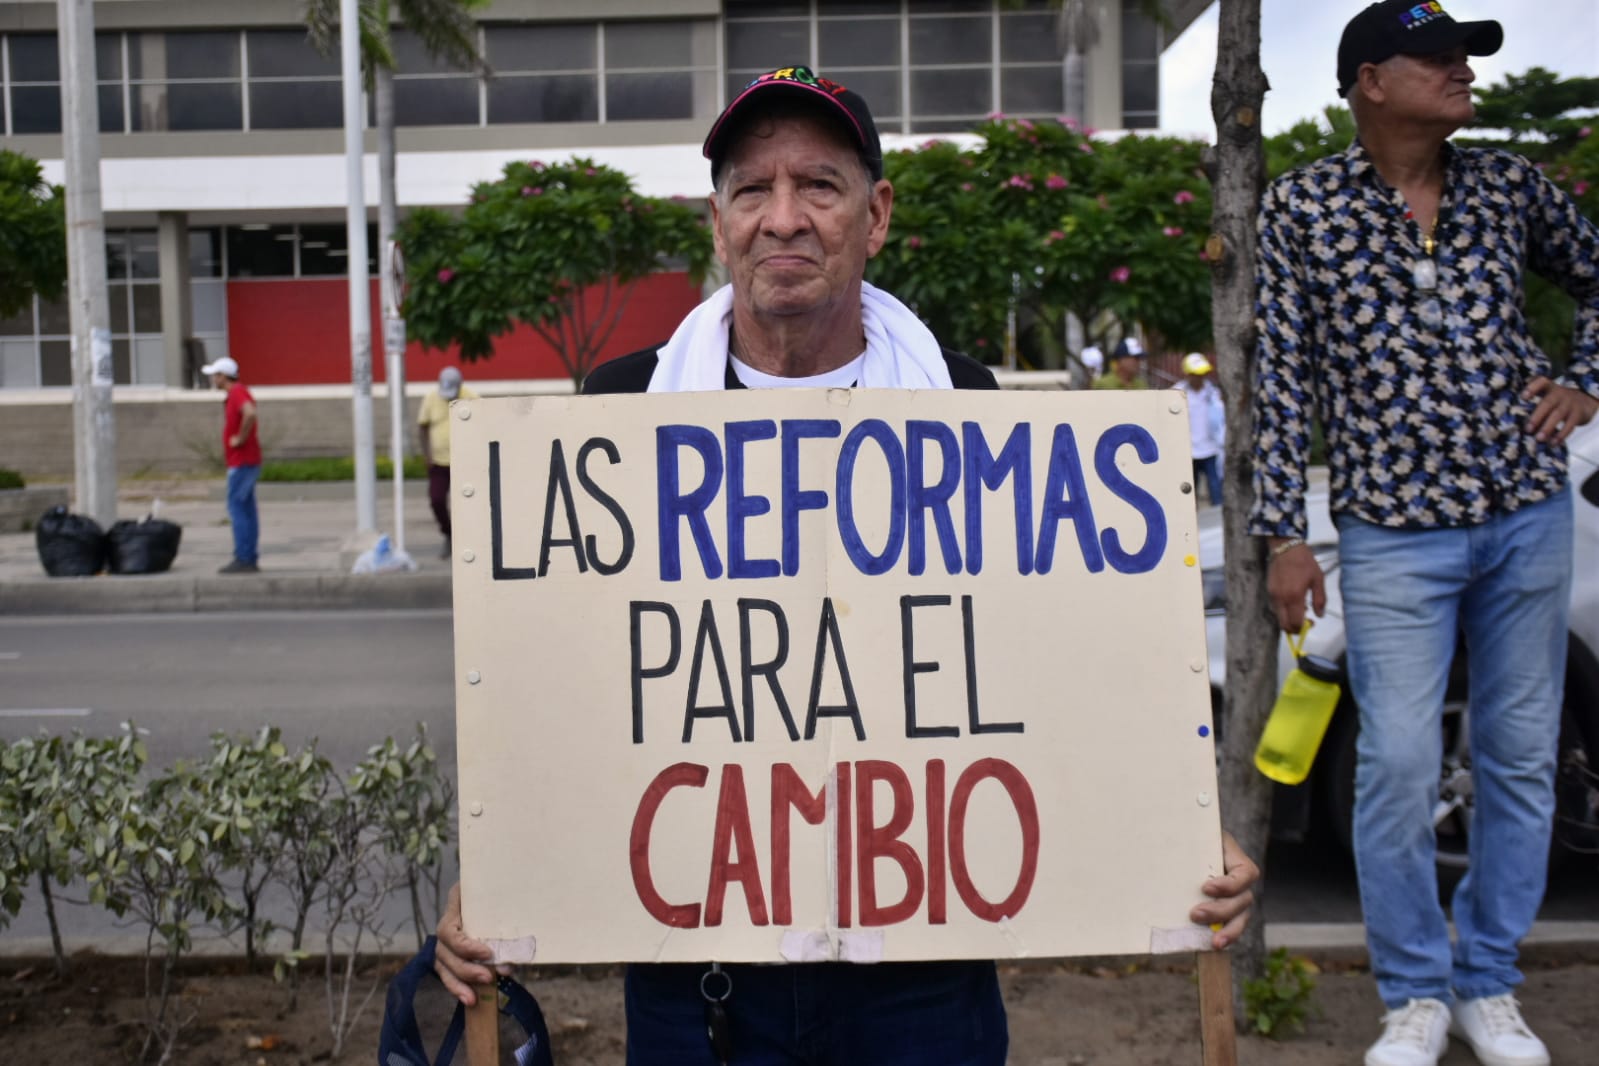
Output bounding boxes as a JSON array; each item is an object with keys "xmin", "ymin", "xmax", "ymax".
[
  {"xmin": 703, "ymin": 65, "xmax": 883, "ymax": 184},
  {"xmin": 1337, "ymin": 1, "xmax": 1502, "ymax": 96}
]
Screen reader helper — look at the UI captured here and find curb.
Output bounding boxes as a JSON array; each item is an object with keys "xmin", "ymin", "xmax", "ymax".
[
  {"xmin": 0, "ymin": 571, "xmax": 453, "ymax": 615},
  {"xmin": 3, "ymin": 923, "xmax": 1597, "ymax": 964}
]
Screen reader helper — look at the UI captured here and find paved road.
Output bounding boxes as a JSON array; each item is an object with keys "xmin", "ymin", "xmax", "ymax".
[
  {"xmin": 0, "ymin": 610, "xmax": 456, "ymax": 771},
  {"xmin": 1, "ymin": 610, "xmax": 1593, "ymax": 955}
]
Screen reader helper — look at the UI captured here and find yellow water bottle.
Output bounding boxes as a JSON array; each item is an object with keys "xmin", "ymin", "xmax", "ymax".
[{"xmin": 1253, "ymin": 623, "xmax": 1342, "ymax": 786}]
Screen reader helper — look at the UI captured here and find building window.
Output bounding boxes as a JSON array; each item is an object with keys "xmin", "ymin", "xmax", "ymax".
[
  {"xmin": 726, "ymin": 1, "xmax": 1108, "ymax": 137},
  {"xmin": 5, "ymin": 34, "xmax": 64, "ymax": 134},
  {"xmin": 5, "ymin": 16, "xmax": 723, "ymax": 135},
  {"xmin": 485, "ymin": 23, "xmax": 599, "ymax": 124},
  {"xmin": 224, "ymin": 223, "xmax": 378, "ymax": 279},
  {"xmin": 247, "ymin": 29, "xmax": 342, "ymax": 130},
  {"xmin": 392, "ymin": 28, "xmax": 481, "ymax": 127},
  {"xmin": 1121, "ymin": 6, "xmax": 1161, "ymax": 130},
  {"xmin": 0, "ymin": 229, "xmax": 187, "ymax": 388},
  {"xmin": 226, "ymin": 224, "xmax": 298, "ymax": 279},
  {"xmin": 603, "ymin": 21, "xmax": 717, "ymax": 123},
  {"xmin": 127, "ymin": 31, "xmax": 246, "ymax": 132}
]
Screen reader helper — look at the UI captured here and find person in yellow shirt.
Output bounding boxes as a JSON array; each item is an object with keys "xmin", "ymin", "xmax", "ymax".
[
  {"xmin": 1092, "ymin": 337, "xmax": 1149, "ymax": 390},
  {"xmin": 416, "ymin": 367, "xmax": 478, "ymax": 558}
]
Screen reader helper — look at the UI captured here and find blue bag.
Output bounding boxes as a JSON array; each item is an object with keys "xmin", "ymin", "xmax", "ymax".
[{"xmin": 379, "ymin": 936, "xmax": 554, "ymax": 1066}]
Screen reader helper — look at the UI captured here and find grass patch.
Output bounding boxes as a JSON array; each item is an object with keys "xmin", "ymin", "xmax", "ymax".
[
  {"xmin": 260, "ymin": 456, "xmax": 427, "ymax": 482},
  {"xmin": 0, "ymin": 467, "xmax": 25, "ymax": 490}
]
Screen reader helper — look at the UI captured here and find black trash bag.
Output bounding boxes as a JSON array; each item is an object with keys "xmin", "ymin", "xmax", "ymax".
[
  {"xmin": 107, "ymin": 517, "xmax": 183, "ymax": 575},
  {"xmin": 35, "ymin": 506, "xmax": 108, "ymax": 577}
]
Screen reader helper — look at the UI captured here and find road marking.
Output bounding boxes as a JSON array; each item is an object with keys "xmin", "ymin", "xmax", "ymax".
[
  {"xmin": 0, "ymin": 708, "xmax": 93, "ymax": 718},
  {"xmin": 0, "ymin": 652, "xmax": 20, "ymax": 660}
]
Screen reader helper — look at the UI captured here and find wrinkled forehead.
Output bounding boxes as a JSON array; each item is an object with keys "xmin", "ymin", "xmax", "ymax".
[{"xmin": 714, "ymin": 104, "xmax": 872, "ymax": 184}]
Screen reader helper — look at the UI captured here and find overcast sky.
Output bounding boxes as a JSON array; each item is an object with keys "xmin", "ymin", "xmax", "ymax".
[{"xmin": 1160, "ymin": 0, "xmax": 1599, "ymax": 137}]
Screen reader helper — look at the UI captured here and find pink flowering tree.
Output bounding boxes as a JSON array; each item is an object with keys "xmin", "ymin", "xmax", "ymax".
[
  {"xmin": 398, "ymin": 157, "xmax": 713, "ymax": 384},
  {"xmin": 869, "ymin": 117, "xmax": 1214, "ymax": 369}
]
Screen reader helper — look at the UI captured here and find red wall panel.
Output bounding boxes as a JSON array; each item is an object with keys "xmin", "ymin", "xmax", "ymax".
[{"xmin": 226, "ymin": 272, "xmax": 703, "ymax": 386}]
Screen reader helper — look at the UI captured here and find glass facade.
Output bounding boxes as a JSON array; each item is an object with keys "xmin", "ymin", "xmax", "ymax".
[
  {"xmin": 0, "ymin": 3, "xmax": 1166, "ymax": 388},
  {"xmin": 0, "ymin": 229, "xmax": 189, "ymax": 388},
  {"xmin": 725, "ymin": 0, "xmax": 1094, "ymax": 134},
  {"xmin": 1, "ymin": 20, "xmax": 719, "ymax": 135},
  {"xmin": 2, "ymin": 4, "xmax": 1159, "ymax": 137},
  {"xmin": 0, "ymin": 223, "xmax": 378, "ymax": 388}
]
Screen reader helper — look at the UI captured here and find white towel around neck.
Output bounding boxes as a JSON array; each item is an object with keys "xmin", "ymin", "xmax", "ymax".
[{"xmin": 646, "ymin": 281, "xmax": 953, "ymax": 393}]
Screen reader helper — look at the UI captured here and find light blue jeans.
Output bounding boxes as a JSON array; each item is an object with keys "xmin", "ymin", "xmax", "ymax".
[
  {"xmin": 1337, "ymin": 490, "xmax": 1571, "ymax": 1007},
  {"xmin": 226, "ymin": 464, "xmax": 260, "ymax": 565}
]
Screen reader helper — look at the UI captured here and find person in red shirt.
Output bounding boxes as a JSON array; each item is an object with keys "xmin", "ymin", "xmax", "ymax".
[{"xmin": 202, "ymin": 356, "xmax": 261, "ymax": 573}]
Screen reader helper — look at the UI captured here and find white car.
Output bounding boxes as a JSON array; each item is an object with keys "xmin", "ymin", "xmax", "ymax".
[{"xmin": 1200, "ymin": 419, "xmax": 1599, "ymax": 874}]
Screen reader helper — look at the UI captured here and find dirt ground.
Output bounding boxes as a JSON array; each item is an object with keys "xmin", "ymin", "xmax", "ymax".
[{"xmin": 3, "ymin": 950, "xmax": 1595, "ymax": 1065}]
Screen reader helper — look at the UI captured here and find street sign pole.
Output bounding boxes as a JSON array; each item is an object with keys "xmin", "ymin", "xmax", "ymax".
[
  {"xmin": 57, "ymin": 0, "xmax": 117, "ymax": 528},
  {"xmin": 340, "ymin": 0, "xmax": 377, "ymax": 535},
  {"xmin": 383, "ymin": 240, "xmax": 408, "ymax": 554}
]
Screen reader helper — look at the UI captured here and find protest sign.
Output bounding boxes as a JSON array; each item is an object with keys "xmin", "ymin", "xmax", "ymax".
[{"xmin": 450, "ymin": 388, "xmax": 1221, "ymax": 964}]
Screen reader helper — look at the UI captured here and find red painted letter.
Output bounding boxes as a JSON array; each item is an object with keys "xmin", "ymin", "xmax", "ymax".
[
  {"xmin": 948, "ymin": 758, "xmax": 1039, "ymax": 921},
  {"xmin": 925, "ymin": 759, "xmax": 948, "ymax": 924},
  {"xmin": 705, "ymin": 765, "xmax": 769, "ymax": 926},
  {"xmin": 770, "ymin": 763, "xmax": 826, "ymax": 926},
  {"xmin": 629, "ymin": 762, "xmax": 708, "ymax": 928},
  {"xmin": 835, "ymin": 761, "xmax": 852, "ymax": 928},
  {"xmin": 855, "ymin": 760, "xmax": 926, "ymax": 927}
]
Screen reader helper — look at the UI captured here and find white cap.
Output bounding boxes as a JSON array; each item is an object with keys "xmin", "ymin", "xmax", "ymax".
[
  {"xmin": 201, "ymin": 356, "xmax": 239, "ymax": 378},
  {"xmin": 1080, "ymin": 345, "xmax": 1104, "ymax": 371},
  {"xmin": 438, "ymin": 366, "xmax": 463, "ymax": 400}
]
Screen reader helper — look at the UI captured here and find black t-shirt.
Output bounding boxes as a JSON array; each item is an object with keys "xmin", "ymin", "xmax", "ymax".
[{"xmin": 582, "ymin": 344, "xmax": 999, "ymax": 394}]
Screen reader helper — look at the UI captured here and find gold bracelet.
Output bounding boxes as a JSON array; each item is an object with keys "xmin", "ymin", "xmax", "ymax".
[{"xmin": 1270, "ymin": 537, "xmax": 1306, "ymax": 559}]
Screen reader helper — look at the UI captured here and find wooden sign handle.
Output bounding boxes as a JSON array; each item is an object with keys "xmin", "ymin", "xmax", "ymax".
[
  {"xmin": 1197, "ymin": 950, "xmax": 1238, "ymax": 1066},
  {"xmin": 466, "ymin": 983, "xmax": 500, "ymax": 1066}
]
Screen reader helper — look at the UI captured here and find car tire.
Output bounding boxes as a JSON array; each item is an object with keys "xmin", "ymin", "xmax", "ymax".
[{"xmin": 1322, "ymin": 636, "xmax": 1599, "ymax": 885}]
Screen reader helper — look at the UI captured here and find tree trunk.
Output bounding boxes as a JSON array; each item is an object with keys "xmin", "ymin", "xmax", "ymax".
[
  {"xmin": 39, "ymin": 870, "xmax": 66, "ymax": 977},
  {"xmin": 1062, "ymin": 49, "xmax": 1086, "ymax": 127},
  {"xmin": 1206, "ymin": 0, "xmax": 1275, "ymax": 1021}
]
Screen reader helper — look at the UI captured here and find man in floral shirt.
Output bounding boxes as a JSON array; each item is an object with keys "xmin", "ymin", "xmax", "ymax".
[{"xmin": 1250, "ymin": 4, "xmax": 1598, "ymax": 1066}]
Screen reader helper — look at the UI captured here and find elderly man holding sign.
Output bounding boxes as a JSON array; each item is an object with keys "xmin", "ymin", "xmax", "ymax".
[{"xmin": 433, "ymin": 65, "xmax": 1259, "ymax": 1064}]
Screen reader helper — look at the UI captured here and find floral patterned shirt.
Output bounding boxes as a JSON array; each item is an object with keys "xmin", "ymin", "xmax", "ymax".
[{"xmin": 1249, "ymin": 141, "xmax": 1599, "ymax": 537}]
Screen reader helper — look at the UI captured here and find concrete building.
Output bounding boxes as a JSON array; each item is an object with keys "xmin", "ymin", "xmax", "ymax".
[{"xmin": 0, "ymin": 0, "xmax": 1205, "ymax": 474}]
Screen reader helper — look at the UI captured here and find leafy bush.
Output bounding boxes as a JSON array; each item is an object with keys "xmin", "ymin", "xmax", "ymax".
[
  {"xmin": 0, "ymin": 726, "xmax": 147, "ymax": 976},
  {"xmin": 0, "ymin": 722, "xmax": 457, "ymax": 1064},
  {"xmin": 1243, "ymin": 947, "xmax": 1320, "ymax": 1038},
  {"xmin": 260, "ymin": 455, "xmax": 426, "ymax": 482},
  {"xmin": 0, "ymin": 467, "xmax": 24, "ymax": 489}
]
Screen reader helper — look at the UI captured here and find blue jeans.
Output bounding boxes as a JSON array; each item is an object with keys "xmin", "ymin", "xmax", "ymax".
[
  {"xmin": 623, "ymin": 960, "xmax": 1006, "ymax": 1065},
  {"xmin": 1192, "ymin": 454, "xmax": 1223, "ymax": 506},
  {"xmin": 226, "ymin": 464, "xmax": 260, "ymax": 565},
  {"xmin": 1337, "ymin": 491, "xmax": 1571, "ymax": 1007}
]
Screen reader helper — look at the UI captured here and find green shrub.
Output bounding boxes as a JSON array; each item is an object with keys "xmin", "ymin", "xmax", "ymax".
[
  {"xmin": 260, "ymin": 455, "xmax": 426, "ymax": 482},
  {"xmin": 0, "ymin": 467, "xmax": 24, "ymax": 489},
  {"xmin": 1243, "ymin": 948, "xmax": 1320, "ymax": 1038}
]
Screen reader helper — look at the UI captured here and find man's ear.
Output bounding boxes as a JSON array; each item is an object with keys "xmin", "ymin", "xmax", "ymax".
[
  {"xmin": 864, "ymin": 179, "xmax": 894, "ymax": 259},
  {"xmin": 1357, "ymin": 62, "xmax": 1386, "ymax": 106},
  {"xmin": 708, "ymin": 192, "xmax": 728, "ymax": 267}
]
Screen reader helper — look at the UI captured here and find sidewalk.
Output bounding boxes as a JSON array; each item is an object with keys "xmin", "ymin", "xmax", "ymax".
[
  {"xmin": 0, "ymin": 478, "xmax": 453, "ymax": 615},
  {"xmin": 5, "ymin": 476, "xmax": 1596, "ymax": 962}
]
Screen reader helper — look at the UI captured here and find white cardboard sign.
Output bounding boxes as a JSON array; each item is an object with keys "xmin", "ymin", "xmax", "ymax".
[{"xmin": 450, "ymin": 388, "xmax": 1222, "ymax": 964}]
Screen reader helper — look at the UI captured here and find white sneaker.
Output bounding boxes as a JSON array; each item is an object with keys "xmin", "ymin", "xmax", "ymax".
[
  {"xmin": 1365, "ymin": 998, "xmax": 1451, "ymax": 1066},
  {"xmin": 1450, "ymin": 994, "xmax": 1550, "ymax": 1066}
]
